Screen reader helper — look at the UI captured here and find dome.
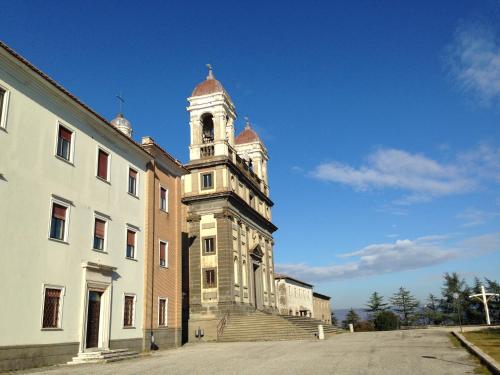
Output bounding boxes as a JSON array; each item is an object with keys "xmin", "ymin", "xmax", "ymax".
[
  {"xmin": 111, "ymin": 113, "xmax": 132, "ymax": 137},
  {"xmin": 235, "ymin": 119, "xmax": 261, "ymax": 145},
  {"xmin": 191, "ymin": 64, "xmax": 227, "ymax": 97}
]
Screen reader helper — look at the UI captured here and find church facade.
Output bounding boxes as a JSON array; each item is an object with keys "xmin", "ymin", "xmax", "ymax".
[{"xmin": 182, "ymin": 67, "xmax": 278, "ymax": 341}]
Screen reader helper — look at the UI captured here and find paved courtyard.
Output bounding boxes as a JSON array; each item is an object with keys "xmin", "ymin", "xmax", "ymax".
[{"xmin": 22, "ymin": 329, "xmax": 481, "ymax": 375}]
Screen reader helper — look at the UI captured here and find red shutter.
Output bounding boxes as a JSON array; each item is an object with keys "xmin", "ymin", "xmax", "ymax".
[
  {"xmin": 129, "ymin": 169, "xmax": 137, "ymax": 178},
  {"xmin": 97, "ymin": 150, "xmax": 108, "ymax": 179},
  {"xmin": 46, "ymin": 288, "xmax": 61, "ymax": 298},
  {"xmin": 59, "ymin": 126, "xmax": 72, "ymax": 141},
  {"xmin": 94, "ymin": 219, "xmax": 105, "ymax": 238},
  {"xmin": 160, "ymin": 242, "xmax": 166, "ymax": 262},
  {"xmin": 127, "ymin": 230, "xmax": 135, "ymax": 246},
  {"xmin": 160, "ymin": 187, "xmax": 166, "ymax": 199},
  {"xmin": 52, "ymin": 204, "xmax": 67, "ymax": 220}
]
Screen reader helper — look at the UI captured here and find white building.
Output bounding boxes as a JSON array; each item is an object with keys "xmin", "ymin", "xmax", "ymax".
[
  {"xmin": 275, "ymin": 274, "xmax": 314, "ymax": 317},
  {"xmin": 0, "ymin": 42, "xmax": 151, "ymax": 371}
]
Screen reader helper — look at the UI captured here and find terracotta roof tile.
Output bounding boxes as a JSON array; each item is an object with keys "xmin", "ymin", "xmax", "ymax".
[
  {"xmin": 191, "ymin": 78, "xmax": 225, "ymax": 97},
  {"xmin": 235, "ymin": 126, "xmax": 261, "ymax": 144}
]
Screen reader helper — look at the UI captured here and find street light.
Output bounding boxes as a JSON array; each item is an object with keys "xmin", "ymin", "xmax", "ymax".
[{"xmin": 453, "ymin": 292, "xmax": 463, "ymax": 333}]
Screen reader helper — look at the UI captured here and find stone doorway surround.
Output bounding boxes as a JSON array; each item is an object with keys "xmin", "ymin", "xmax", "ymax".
[
  {"xmin": 79, "ymin": 262, "xmax": 116, "ymax": 353},
  {"xmin": 250, "ymin": 245, "xmax": 264, "ymax": 311}
]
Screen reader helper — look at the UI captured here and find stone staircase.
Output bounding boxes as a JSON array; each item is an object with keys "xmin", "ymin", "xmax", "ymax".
[
  {"xmin": 67, "ymin": 349, "xmax": 139, "ymax": 365},
  {"xmin": 281, "ymin": 315, "xmax": 344, "ymax": 336},
  {"xmin": 218, "ymin": 310, "xmax": 315, "ymax": 342}
]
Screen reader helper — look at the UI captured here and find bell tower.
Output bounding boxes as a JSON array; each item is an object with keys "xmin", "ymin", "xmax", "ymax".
[{"xmin": 187, "ymin": 65, "xmax": 236, "ymax": 161}]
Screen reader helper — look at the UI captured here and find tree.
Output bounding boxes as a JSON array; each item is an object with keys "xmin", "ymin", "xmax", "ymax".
[
  {"xmin": 440, "ymin": 272, "xmax": 471, "ymax": 324},
  {"xmin": 485, "ymin": 278, "xmax": 500, "ymax": 324},
  {"xmin": 365, "ymin": 292, "xmax": 388, "ymax": 320},
  {"xmin": 390, "ymin": 287, "xmax": 420, "ymax": 326},
  {"xmin": 374, "ymin": 311, "xmax": 399, "ymax": 331},
  {"xmin": 330, "ymin": 311, "xmax": 338, "ymax": 326},
  {"xmin": 342, "ymin": 308, "xmax": 360, "ymax": 329},
  {"xmin": 424, "ymin": 293, "xmax": 443, "ymax": 325}
]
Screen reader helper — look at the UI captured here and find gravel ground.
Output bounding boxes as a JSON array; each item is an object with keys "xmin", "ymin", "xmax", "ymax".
[{"xmin": 18, "ymin": 329, "xmax": 480, "ymax": 375}]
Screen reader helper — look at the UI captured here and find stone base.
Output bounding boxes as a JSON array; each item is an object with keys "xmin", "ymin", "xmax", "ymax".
[
  {"xmin": 0, "ymin": 342, "xmax": 79, "ymax": 372},
  {"xmin": 143, "ymin": 328, "xmax": 182, "ymax": 351},
  {"xmin": 109, "ymin": 338, "xmax": 143, "ymax": 353}
]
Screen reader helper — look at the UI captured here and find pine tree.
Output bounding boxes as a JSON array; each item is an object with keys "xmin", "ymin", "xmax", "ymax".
[
  {"xmin": 342, "ymin": 308, "xmax": 360, "ymax": 329},
  {"xmin": 390, "ymin": 287, "xmax": 420, "ymax": 326},
  {"xmin": 424, "ymin": 293, "xmax": 442, "ymax": 325},
  {"xmin": 440, "ymin": 272, "xmax": 470, "ymax": 324},
  {"xmin": 365, "ymin": 292, "xmax": 388, "ymax": 320},
  {"xmin": 484, "ymin": 278, "xmax": 500, "ymax": 324},
  {"xmin": 330, "ymin": 311, "xmax": 338, "ymax": 326}
]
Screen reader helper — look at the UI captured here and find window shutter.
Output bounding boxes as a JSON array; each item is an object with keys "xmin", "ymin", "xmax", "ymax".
[
  {"xmin": 160, "ymin": 187, "xmax": 166, "ymax": 199},
  {"xmin": 127, "ymin": 230, "xmax": 135, "ymax": 246},
  {"xmin": 98, "ymin": 150, "xmax": 108, "ymax": 178},
  {"xmin": 160, "ymin": 242, "xmax": 166, "ymax": 262},
  {"xmin": 129, "ymin": 169, "xmax": 137, "ymax": 178},
  {"xmin": 59, "ymin": 126, "xmax": 72, "ymax": 141},
  {"xmin": 52, "ymin": 204, "xmax": 67, "ymax": 220},
  {"xmin": 46, "ymin": 288, "xmax": 61, "ymax": 298},
  {"xmin": 94, "ymin": 219, "xmax": 105, "ymax": 238}
]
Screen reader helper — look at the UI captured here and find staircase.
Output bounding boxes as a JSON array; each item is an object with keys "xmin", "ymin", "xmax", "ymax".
[
  {"xmin": 281, "ymin": 315, "xmax": 344, "ymax": 336},
  {"xmin": 67, "ymin": 349, "xmax": 139, "ymax": 365},
  {"xmin": 218, "ymin": 310, "xmax": 315, "ymax": 342}
]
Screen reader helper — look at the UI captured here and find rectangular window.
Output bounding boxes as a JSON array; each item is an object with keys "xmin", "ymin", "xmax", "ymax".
[
  {"xmin": 97, "ymin": 149, "xmax": 109, "ymax": 180},
  {"xmin": 203, "ymin": 237, "xmax": 215, "ymax": 254},
  {"xmin": 126, "ymin": 229, "xmax": 136, "ymax": 258},
  {"xmin": 249, "ymin": 193, "xmax": 255, "ymax": 208},
  {"xmin": 42, "ymin": 287, "xmax": 62, "ymax": 328},
  {"xmin": 160, "ymin": 187, "xmax": 167, "ymax": 211},
  {"xmin": 123, "ymin": 295, "xmax": 135, "ymax": 327},
  {"xmin": 93, "ymin": 218, "xmax": 106, "ymax": 251},
  {"xmin": 50, "ymin": 203, "xmax": 67, "ymax": 241},
  {"xmin": 201, "ymin": 172, "xmax": 213, "ymax": 189},
  {"xmin": 0, "ymin": 87, "xmax": 5, "ymax": 122},
  {"xmin": 56, "ymin": 125, "xmax": 72, "ymax": 161},
  {"xmin": 158, "ymin": 298, "xmax": 167, "ymax": 327},
  {"xmin": 159, "ymin": 241, "xmax": 167, "ymax": 267},
  {"xmin": 204, "ymin": 269, "xmax": 217, "ymax": 288},
  {"xmin": 128, "ymin": 168, "xmax": 137, "ymax": 195},
  {"xmin": 0, "ymin": 86, "xmax": 8, "ymax": 129}
]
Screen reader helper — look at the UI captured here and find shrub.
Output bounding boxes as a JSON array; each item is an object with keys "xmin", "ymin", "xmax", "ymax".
[
  {"xmin": 374, "ymin": 311, "xmax": 399, "ymax": 331},
  {"xmin": 354, "ymin": 320, "xmax": 375, "ymax": 332}
]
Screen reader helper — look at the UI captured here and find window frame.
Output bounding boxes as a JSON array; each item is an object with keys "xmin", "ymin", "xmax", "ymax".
[
  {"xmin": 202, "ymin": 236, "xmax": 216, "ymax": 255},
  {"xmin": 54, "ymin": 121, "xmax": 75, "ymax": 164},
  {"xmin": 158, "ymin": 297, "xmax": 168, "ymax": 327},
  {"xmin": 125, "ymin": 227, "xmax": 137, "ymax": 259},
  {"xmin": 48, "ymin": 198, "xmax": 70, "ymax": 243},
  {"xmin": 200, "ymin": 172, "xmax": 214, "ymax": 190},
  {"xmin": 92, "ymin": 214, "xmax": 108, "ymax": 252},
  {"xmin": 203, "ymin": 268, "xmax": 217, "ymax": 288},
  {"xmin": 96, "ymin": 147, "xmax": 111, "ymax": 182},
  {"xmin": 0, "ymin": 84, "xmax": 10, "ymax": 131},
  {"xmin": 122, "ymin": 293, "xmax": 136, "ymax": 328},
  {"xmin": 40, "ymin": 284, "xmax": 65, "ymax": 330},
  {"xmin": 159, "ymin": 186, "xmax": 168, "ymax": 212},
  {"xmin": 159, "ymin": 240, "xmax": 168, "ymax": 268},
  {"xmin": 128, "ymin": 166, "xmax": 139, "ymax": 197}
]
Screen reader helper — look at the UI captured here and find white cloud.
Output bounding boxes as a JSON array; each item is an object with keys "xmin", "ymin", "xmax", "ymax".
[
  {"xmin": 276, "ymin": 233, "xmax": 500, "ymax": 282},
  {"xmin": 446, "ymin": 23, "xmax": 500, "ymax": 106},
  {"xmin": 456, "ymin": 207, "xmax": 499, "ymax": 227},
  {"xmin": 312, "ymin": 148, "xmax": 476, "ymax": 204}
]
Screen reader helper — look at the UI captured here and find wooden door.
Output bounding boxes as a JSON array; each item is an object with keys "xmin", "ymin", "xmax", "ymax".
[{"xmin": 86, "ymin": 291, "xmax": 102, "ymax": 348}]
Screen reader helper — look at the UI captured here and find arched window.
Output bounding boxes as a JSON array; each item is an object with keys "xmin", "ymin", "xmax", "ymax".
[
  {"xmin": 242, "ymin": 260, "xmax": 247, "ymax": 287},
  {"xmin": 201, "ymin": 113, "xmax": 214, "ymax": 143},
  {"xmin": 234, "ymin": 257, "xmax": 239, "ymax": 285}
]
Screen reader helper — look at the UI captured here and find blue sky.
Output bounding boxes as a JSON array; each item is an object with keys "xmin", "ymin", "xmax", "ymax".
[{"xmin": 3, "ymin": 1, "xmax": 499, "ymax": 308}]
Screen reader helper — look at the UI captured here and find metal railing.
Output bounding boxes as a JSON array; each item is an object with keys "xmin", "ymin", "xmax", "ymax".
[{"xmin": 216, "ymin": 310, "xmax": 230, "ymax": 339}]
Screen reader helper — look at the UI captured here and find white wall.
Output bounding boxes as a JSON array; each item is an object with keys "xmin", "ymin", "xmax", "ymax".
[{"xmin": 0, "ymin": 52, "xmax": 149, "ymax": 346}]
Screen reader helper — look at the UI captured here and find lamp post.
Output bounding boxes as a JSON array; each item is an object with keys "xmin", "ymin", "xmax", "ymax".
[{"xmin": 453, "ymin": 292, "xmax": 463, "ymax": 333}]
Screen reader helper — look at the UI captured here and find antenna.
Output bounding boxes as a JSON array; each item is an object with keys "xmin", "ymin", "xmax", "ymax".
[{"xmin": 116, "ymin": 92, "xmax": 125, "ymax": 115}]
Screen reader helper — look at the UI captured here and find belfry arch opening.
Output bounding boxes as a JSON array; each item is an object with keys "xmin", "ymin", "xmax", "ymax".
[{"xmin": 201, "ymin": 113, "xmax": 214, "ymax": 143}]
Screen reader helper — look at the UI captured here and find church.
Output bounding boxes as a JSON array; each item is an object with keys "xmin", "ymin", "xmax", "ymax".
[{"xmin": 182, "ymin": 66, "xmax": 278, "ymax": 341}]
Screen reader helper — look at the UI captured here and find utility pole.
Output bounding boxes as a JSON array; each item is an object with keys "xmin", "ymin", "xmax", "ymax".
[{"xmin": 470, "ymin": 285, "xmax": 499, "ymax": 326}]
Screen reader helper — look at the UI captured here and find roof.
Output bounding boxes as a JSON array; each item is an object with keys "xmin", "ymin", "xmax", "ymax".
[
  {"xmin": 141, "ymin": 136, "xmax": 188, "ymax": 173},
  {"xmin": 235, "ymin": 123, "xmax": 261, "ymax": 145},
  {"xmin": 0, "ymin": 41, "xmax": 150, "ymax": 158},
  {"xmin": 274, "ymin": 273, "xmax": 313, "ymax": 288},
  {"xmin": 191, "ymin": 77, "xmax": 227, "ymax": 97},
  {"xmin": 313, "ymin": 292, "xmax": 331, "ymax": 300}
]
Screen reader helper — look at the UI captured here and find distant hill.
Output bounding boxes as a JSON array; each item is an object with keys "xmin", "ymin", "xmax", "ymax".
[{"xmin": 332, "ymin": 308, "xmax": 368, "ymax": 326}]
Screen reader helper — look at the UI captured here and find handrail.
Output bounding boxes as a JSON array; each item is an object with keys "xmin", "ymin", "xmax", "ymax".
[{"xmin": 217, "ymin": 310, "xmax": 230, "ymax": 339}]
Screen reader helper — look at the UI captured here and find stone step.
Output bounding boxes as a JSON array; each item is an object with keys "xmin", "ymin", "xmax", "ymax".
[{"xmin": 67, "ymin": 350, "xmax": 139, "ymax": 365}]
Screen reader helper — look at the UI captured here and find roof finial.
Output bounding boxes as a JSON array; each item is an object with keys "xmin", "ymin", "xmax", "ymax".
[
  {"xmin": 244, "ymin": 116, "xmax": 251, "ymax": 129},
  {"xmin": 206, "ymin": 64, "xmax": 214, "ymax": 79},
  {"xmin": 116, "ymin": 92, "xmax": 125, "ymax": 116}
]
